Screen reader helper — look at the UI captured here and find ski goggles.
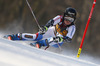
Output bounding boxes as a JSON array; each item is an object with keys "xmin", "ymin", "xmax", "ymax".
[{"xmin": 64, "ymin": 17, "xmax": 74, "ymax": 22}]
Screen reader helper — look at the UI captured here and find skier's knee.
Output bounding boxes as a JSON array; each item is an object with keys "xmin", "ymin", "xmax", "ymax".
[
  {"xmin": 35, "ymin": 33, "xmax": 43, "ymax": 40},
  {"xmin": 17, "ymin": 33, "xmax": 22, "ymax": 40}
]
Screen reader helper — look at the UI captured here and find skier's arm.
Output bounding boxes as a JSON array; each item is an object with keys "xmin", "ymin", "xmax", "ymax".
[
  {"xmin": 39, "ymin": 15, "xmax": 62, "ymax": 34},
  {"xmin": 45, "ymin": 19, "xmax": 54, "ymax": 28},
  {"xmin": 45, "ymin": 15, "xmax": 62, "ymax": 28},
  {"xmin": 39, "ymin": 19, "xmax": 54, "ymax": 34},
  {"xmin": 50, "ymin": 36, "xmax": 72, "ymax": 43},
  {"xmin": 63, "ymin": 25, "xmax": 76, "ymax": 42}
]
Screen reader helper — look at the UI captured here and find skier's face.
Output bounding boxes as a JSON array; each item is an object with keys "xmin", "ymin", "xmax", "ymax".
[
  {"xmin": 64, "ymin": 17, "xmax": 74, "ymax": 25},
  {"xmin": 64, "ymin": 20, "xmax": 71, "ymax": 25}
]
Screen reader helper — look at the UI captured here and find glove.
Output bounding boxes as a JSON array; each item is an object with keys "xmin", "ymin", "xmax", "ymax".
[
  {"xmin": 39, "ymin": 26, "xmax": 48, "ymax": 34},
  {"xmin": 53, "ymin": 36, "xmax": 63, "ymax": 43},
  {"xmin": 63, "ymin": 36, "xmax": 72, "ymax": 43}
]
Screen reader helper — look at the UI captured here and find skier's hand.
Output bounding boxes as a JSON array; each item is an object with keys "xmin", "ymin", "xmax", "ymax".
[
  {"xmin": 53, "ymin": 36, "xmax": 63, "ymax": 43},
  {"xmin": 63, "ymin": 36, "xmax": 72, "ymax": 43},
  {"xmin": 39, "ymin": 26, "xmax": 48, "ymax": 34}
]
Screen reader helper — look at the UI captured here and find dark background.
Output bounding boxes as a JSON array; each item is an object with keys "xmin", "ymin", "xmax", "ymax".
[{"xmin": 0, "ymin": 0, "xmax": 100, "ymax": 58}]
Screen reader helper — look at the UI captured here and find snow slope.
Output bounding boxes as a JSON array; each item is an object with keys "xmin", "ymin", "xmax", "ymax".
[{"xmin": 0, "ymin": 38, "xmax": 99, "ymax": 66}]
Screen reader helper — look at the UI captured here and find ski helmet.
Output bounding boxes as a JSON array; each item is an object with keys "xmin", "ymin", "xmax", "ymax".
[{"xmin": 64, "ymin": 7, "xmax": 77, "ymax": 20}]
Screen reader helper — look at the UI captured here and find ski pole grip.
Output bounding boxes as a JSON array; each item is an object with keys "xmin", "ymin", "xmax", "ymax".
[{"xmin": 77, "ymin": 48, "xmax": 82, "ymax": 58}]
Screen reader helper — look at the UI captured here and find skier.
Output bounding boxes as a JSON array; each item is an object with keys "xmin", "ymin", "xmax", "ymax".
[{"xmin": 5, "ymin": 7, "xmax": 77, "ymax": 49}]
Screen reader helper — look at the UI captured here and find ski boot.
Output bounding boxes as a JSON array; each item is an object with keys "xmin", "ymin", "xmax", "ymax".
[
  {"xmin": 4, "ymin": 35, "xmax": 13, "ymax": 40},
  {"xmin": 30, "ymin": 39, "xmax": 49, "ymax": 49},
  {"xmin": 30, "ymin": 42, "xmax": 41, "ymax": 48},
  {"xmin": 4, "ymin": 33, "xmax": 22, "ymax": 40}
]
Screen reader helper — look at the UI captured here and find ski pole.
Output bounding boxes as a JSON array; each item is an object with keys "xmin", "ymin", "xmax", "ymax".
[
  {"xmin": 77, "ymin": 0, "xmax": 96, "ymax": 58},
  {"xmin": 26, "ymin": 0, "xmax": 41, "ymax": 29},
  {"xmin": 57, "ymin": 42, "xmax": 62, "ymax": 51}
]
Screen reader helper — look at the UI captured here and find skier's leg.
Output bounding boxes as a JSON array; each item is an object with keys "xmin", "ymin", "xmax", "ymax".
[
  {"xmin": 31, "ymin": 26, "xmax": 56, "ymax": 48},
  {"xmin": 31, "ymin": 37, "xmax": 63, "ymax": 48},
  {"xmin": 32, "ymin": 26, "xmax": 64, "ymax": 48},
  {"xmin": 30, "ymin": 39, "xmax": 49, "ymax": 48},
  {"xmin": 20, "ymin": 33, "xmax": 43, "ymax": 41},
  {"xmin": 5, "ymin": 33, "xmax": 43, "ymax": 41}
]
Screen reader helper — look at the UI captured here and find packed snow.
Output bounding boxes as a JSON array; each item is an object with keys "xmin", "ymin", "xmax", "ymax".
[{"xmin": 0, "ymin": 37, "xmax": 99, "ymax": 66}]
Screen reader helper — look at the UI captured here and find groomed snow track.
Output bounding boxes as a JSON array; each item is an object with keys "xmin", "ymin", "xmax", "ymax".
[{"xmin": 0, "ymin": 38, "xmax": 99, "ymax": 66}]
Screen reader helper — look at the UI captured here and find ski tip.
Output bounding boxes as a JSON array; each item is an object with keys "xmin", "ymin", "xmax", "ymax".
[
  {"xmin": 29, "ymin": 43, "xmax": 40, "ymax": 48},
  {"xmin": 3, "ymin": 35, "xmax": 12, "ymax": 40},
  {"xmin": 3, "ymin": 35, "xmax": 8, "ymax": 38}
]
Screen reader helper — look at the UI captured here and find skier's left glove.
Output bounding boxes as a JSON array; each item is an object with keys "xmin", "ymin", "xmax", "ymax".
[
  {"xmin": 39, "ymin": 26, "xmax": 48, "ymax": 34},
  {"xmin": 63, "ymin": 36, "xmax": 72, "ymax": 43},
  {"xmin": 53, "ymin": 36, "xmax": 63, "ymax": 43}
]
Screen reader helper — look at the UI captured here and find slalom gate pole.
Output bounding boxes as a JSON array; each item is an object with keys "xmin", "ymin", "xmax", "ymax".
[
  {"xmin": 26, "ymin": 0, "xmax": 41, "ymax": 29},
  {"xmin": 77, "ymin": 0, "xmax": 96, "ymax": 58}
]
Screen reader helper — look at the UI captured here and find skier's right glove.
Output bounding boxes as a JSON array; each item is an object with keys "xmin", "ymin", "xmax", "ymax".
[{"xmin": 39, "ymin": 26, "xmax": 48, "ymax": 34}]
